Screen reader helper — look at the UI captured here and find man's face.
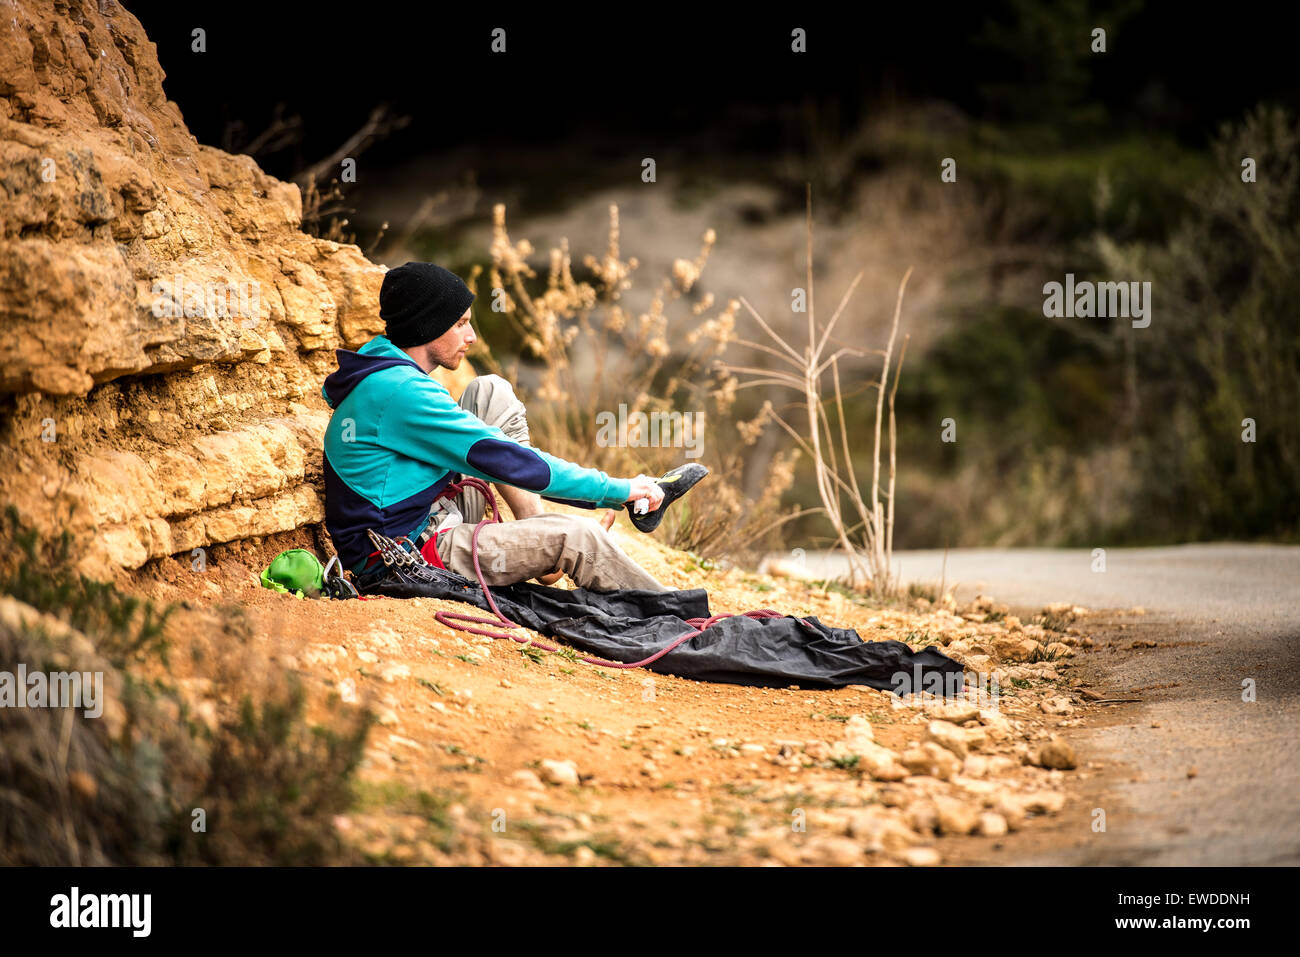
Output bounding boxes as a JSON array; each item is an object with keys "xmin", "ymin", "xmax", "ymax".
[{"xmin": 427, "ymin": 307, "xmax": 476, "ymax": 370}]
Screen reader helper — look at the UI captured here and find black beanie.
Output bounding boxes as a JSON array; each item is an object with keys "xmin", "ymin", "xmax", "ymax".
[{"xmin": 380, "ymin": 262, "xmax": 475, "ymax": 348}]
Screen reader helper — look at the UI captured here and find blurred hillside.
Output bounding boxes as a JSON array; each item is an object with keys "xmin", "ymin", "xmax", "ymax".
[{"xmin": 126, "ymin": 0, "xmax": 1300, "ymax": 551}]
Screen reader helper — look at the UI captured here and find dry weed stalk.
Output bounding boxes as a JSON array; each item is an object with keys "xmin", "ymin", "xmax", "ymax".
[{"xmin": 726, "ymin": 184, "xmax": 913, "ymax": 594}]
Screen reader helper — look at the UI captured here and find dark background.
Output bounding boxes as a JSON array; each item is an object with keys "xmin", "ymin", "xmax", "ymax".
[
  {"xmin": 122, "ymin": 0, "xmax": 1300, "ymax": 550},
  {"xmin": 127, "ymin": 1, "xmax": 1297, "ymax": 179}
]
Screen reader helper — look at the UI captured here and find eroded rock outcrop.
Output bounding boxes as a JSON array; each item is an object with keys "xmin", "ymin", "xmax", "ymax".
[{"xmin": 0, "ymin": 0, "xmax": 396, "ymax": 572}]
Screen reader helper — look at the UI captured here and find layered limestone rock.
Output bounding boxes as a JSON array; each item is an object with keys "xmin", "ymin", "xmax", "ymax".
[{"xmin": 0, "ymin": 0, "xmax": 453, "ymax": 573}]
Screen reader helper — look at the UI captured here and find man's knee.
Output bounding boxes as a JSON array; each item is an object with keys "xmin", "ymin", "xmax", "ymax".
[
  {"xmin": 462, "ymin": 374, "xmax": 530, "ymax": 441},
  {"xmin": 461, "ymin": 373, "xmax": 514, "ymax": 404}
]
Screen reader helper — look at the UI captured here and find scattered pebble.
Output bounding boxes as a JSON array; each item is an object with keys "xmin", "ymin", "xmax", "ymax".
[
  {"xmin": 540, "ymin": 759, "xmax": 581, "ymax": 786},
  {"xmin": 509, "ymin": 769, "xmax": 544, "ymax": 790},
  {"xmin": 899, "ymin": 847, "xmax": 941, "ymax": 866},
  {"xmin": 1036, "ymin": 737, "xmax": 1078, "ymax": 770},
  {"xmin": 338, "ymin": 678, "xmax": 359, "ymax": 704}
]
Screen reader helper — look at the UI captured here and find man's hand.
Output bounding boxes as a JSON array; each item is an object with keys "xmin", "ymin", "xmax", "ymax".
[{"xmin": 625, "ymin": 474, "xmax": 665, "ymax": 514}]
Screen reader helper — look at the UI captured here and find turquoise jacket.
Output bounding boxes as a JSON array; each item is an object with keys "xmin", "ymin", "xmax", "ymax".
[{"xmin": 321, "ymin": 335, "xmax": 630, "ymax": 571}]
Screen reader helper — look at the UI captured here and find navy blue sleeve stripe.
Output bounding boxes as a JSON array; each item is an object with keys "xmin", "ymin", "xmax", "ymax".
[{"xmin": 465, "ymin": 437, "xmax": 552, "ymax": 491}]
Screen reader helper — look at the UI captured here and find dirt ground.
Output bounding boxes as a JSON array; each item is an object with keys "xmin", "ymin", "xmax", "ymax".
[{"xmin": 123, "ymin": 511, "xmax": 1109, "ymax": 866}]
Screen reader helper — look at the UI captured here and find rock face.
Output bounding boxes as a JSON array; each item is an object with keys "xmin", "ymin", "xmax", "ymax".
[{"xmin": 0, "ymin": 1, "xmax": 430, "ymax": 572}]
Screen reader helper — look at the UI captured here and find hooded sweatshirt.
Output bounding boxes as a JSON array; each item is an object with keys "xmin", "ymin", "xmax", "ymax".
[{"xmin": 321, "ymin": 335, "xmax": 631, "ymax": 572}]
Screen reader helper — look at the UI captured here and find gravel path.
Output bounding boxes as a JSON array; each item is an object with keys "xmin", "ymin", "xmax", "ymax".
[{"xmin": 796, "ymin": 543, "xmax": 1300, "ymax": 864}]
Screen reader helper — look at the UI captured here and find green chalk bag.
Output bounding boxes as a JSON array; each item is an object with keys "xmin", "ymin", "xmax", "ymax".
[{"xmin": 260, "ymin": 548, "xmax": 326, "ymax": 599}]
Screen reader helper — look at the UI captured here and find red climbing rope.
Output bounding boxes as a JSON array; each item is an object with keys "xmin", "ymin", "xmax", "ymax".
[{"xmin": 429, "ymin": 477, "xmax": 790, "ymax": 669}]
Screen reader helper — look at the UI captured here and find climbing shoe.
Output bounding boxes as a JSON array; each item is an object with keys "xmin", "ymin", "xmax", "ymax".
[{"xmin": 629, "ymin": 463, "xmax": 710, "ymax": 533}]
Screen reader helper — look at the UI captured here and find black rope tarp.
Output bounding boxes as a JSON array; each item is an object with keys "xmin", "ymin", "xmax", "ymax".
[{"xmin": 354, "ymin": 565, "xmax": 966, "ymax": 692}]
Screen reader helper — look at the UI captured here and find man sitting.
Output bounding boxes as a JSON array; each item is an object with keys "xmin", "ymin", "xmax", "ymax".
[{"xmin": 321, "ymin": 261, "xmax": 671, "ymax": 593}]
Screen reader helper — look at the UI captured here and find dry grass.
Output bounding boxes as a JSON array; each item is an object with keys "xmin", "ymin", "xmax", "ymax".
[
  {"xmin": 464, "ymin": 202, "xmax": 803, "ymax": 562},
  {"xmin": 723, "ymin": 184, "xmax": 914, "ymax": 596}
]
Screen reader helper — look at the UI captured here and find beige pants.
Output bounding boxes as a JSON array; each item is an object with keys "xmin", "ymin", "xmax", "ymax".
[{"xmin": 434, "ymin": 374, "xmax": 672, "ymax": 593}]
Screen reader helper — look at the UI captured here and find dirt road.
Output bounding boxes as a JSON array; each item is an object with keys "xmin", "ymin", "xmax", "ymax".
[{"xmin": 802, "ymin": 543, "xmax": 1300, "ymax": 864}]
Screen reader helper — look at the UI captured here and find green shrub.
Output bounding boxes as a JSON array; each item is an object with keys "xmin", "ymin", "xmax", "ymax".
[
  {"xmin": 0, "ymin": 511, "xmax": 373, "ymax": 865},
  {"xmin": 1114, "ymin": 104, "xmax": 1300, "ymax": 541}
]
